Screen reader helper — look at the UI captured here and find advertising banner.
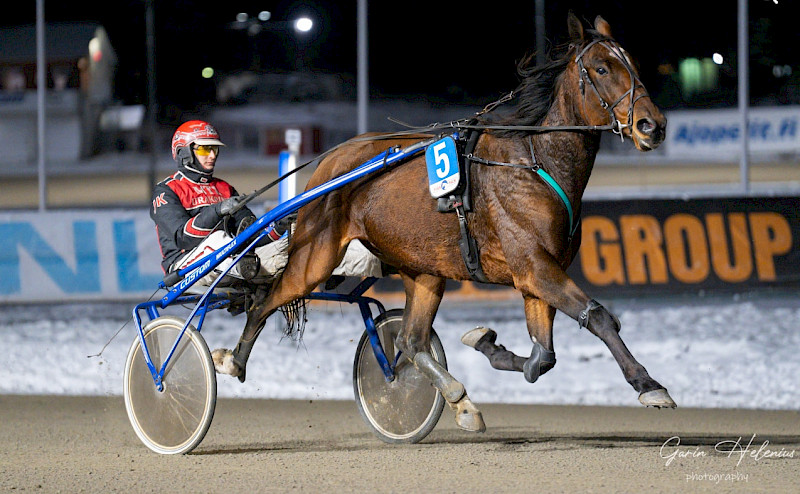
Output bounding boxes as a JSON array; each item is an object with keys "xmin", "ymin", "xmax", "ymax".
[
  {"xmin": 665, "ymin": 106, "xmax": 800, "ymax": 159},
  {"xmin": 568, "ymin": 197, "xmax": 799, "ymax": 296},
  {"xmin": 1, "ymin": 197, "xmax": 798, "ymax": 303},
  {"xmin": 0, "ymin": 211, "xmax": 163, "ymax": 303}
]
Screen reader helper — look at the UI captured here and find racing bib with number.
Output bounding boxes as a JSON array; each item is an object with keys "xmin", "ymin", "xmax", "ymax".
[{"xmin": 425, "ymin": 136, "xmax": 460, "ymax": 198}]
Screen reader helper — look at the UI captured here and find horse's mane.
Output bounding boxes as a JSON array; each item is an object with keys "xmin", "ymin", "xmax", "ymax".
[{"xmin": 480, "ymin": 29, "xmax": 610, "ymax": 138}]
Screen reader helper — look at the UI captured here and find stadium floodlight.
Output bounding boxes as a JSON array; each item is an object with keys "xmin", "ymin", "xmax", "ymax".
[{"xmin": 294, "ymin": 17, "xmax": 313, "ymax": 33}]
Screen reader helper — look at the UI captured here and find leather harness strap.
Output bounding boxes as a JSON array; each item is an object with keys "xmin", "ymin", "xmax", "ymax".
[{"xmin": 437, "ymin": 128, "xmax": 489, "ymax": 283}]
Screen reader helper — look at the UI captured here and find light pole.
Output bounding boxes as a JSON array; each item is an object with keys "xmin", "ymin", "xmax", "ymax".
[
  {"xmin": 146, "ymin": 0, "xmax": 157, "ymax": 192},
  {"xmin": 36, "ymin": 0, "xmax": 46, "ymax": 211},
  {"xmin": 358, "ymin": 0, "xmax": 368, "ymax": 134},
  {"xmin": 737, "ymin": 0, "xmax": 749, "ymax": 193}
]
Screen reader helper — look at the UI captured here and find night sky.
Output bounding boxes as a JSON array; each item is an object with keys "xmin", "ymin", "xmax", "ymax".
[{"xmin": 3, "ymin": 1, "xmax": 797, "ymax": 115}]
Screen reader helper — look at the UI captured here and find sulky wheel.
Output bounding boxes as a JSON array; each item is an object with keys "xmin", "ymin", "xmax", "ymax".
[
  {"xmin": 123, "ymin": 316, "xmax": 216, "ymax": 454},
  {"xmin": 353, "ymin": 309, "xmax": 446, "ymax": 444}
]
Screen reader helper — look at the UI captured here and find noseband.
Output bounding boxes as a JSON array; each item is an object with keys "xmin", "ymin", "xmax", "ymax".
[{"xmin": 574, "ymin": 38, "xmax": 650, "ymax": 141}]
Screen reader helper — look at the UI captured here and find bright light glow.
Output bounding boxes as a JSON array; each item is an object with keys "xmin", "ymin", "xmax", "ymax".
[
  {"xmin": 258, "ymin": 11, "xmax": 271, "ymax": 21},
  {"xmin": 712, "ymin": 53, "xmax": 724, "ymax": 65},
  {"xmin": 88, "ymin": 37, "xmax": 102, "ymax": 62},
  {"xmin": 201, "ymin": 67, "xmax": 214, "ymax": 79},
  {"xmin": 236, "ymin": 12, "xmax": 248, "ymax": 23},
  {"xmin": 294, "ymin": 17, "xmax": 313, "ymax": 32}
]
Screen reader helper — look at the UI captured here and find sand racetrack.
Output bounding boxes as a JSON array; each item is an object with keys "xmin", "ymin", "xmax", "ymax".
[{"xmin": 1, "ymin": 395, "xmax": 798, "ymax": 493}]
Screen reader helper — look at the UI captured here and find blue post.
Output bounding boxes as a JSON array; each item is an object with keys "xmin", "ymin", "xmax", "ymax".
[{"xmin": 278, "ymin": 150, "xmax": 292, "ymax": 203}]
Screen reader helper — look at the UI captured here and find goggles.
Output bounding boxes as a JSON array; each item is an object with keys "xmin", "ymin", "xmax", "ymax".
[{"xmin": 193, "ymin": 145, "xmax": 220, "ymax": 157}]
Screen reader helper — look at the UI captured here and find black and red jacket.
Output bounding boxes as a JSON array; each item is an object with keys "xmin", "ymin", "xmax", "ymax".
[{"xmin": 150, "ymin": 165, "xmax": 255, "ymax": 273}]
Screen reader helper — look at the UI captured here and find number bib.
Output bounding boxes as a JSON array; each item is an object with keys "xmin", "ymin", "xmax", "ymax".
[{"xmin": 425, "ymin": 137, "xmax": 460, "ymax": 198}]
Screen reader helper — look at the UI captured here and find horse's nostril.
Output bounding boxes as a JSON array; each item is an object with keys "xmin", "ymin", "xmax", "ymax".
[{"xmin": 636, "ymin": 118, "xmax": 656, "ymax": 135}]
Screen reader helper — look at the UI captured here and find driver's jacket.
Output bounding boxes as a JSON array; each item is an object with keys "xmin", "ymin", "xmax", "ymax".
[{"xmin": 150, "ymin": 165, "xmax": 255, "ymax": 273}]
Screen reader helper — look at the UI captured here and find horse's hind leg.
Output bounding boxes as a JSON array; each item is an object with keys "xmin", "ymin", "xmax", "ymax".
[
  {"xmin": 396, "ymin": 273, "xmax": 486, "ymax": 433},
  {"xmin": 212, "ymin": 232, "xmax": 345, "ymax": 382},
  {"xmin": 461, "ymin": 327, "xmax": 527, "ymax": 372}
]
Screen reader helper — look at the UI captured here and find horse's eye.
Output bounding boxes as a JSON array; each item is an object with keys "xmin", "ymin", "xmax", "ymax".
[{"xmin": 596, "ymin": 67, "xmax": 608, "ymax": 76}]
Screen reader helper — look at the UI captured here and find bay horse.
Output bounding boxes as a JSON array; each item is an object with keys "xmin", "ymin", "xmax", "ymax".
[{"xmin": 213, "ymin": 12, "xmax": 676, "ymax": 432}]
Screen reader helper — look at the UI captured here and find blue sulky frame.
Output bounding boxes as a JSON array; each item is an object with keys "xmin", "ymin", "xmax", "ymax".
[{"xmin": 132, "ymin": 138, "xmax": 434, "ymax": 392}]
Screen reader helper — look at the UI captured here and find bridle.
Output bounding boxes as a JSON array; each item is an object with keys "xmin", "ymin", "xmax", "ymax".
[{"xmin": 574, "ymin": 37, "xmax": 650, "ymax": 141}]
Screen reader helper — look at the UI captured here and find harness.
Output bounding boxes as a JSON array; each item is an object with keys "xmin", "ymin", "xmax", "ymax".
[
  {"xmin": 436, "ymin": 128, "xmax": 488, "ymax": 282},
  {"xmin": 436, "ymin": 37, "xmax": 644, "ymax": 282},
  {"xmin": 437, "ymin": 131, "xmax": 580, "ymax": 283},
  {"xmin": 229, "ymin": 37, "xmax": 647, "ymax": 284},
  {"xmin": 466, "ymin": 135, "xmax": 580, "ymax": 241}
]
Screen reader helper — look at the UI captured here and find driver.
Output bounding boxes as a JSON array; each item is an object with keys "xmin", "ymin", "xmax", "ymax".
[{"xmin": 150, "ymin": 120, "xmax": 289, "ymax": 286}]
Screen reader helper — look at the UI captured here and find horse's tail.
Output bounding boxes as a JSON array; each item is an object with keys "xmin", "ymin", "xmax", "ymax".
[{"xmin": 278, "ymin": 297, "xmax": 307, "ymax": 341}]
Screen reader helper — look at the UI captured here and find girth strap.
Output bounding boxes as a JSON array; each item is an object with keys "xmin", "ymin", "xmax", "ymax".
[
  {"xmin": 460, "ymin": 129, "xmax": 481, "ymax": 212},
  {"xmin": 435, "ymin": 128, "xmax": 488, "ymax": 283},
  {"xmin": 454, "ymin": 199, "xmax": 489, "ymax": 283}
]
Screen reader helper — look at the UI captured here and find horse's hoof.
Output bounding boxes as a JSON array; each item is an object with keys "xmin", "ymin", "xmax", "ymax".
[
  {"xmin": 211, "ymin": 348, "xmax": 243, "ymax": 379},
  {"xmin": 639, "ymin": 389, "xmax": 677, "ymax": 408},
  {"xmin": 452, "ymin": 396, "xmax": 486, "ymax": 433},
  {"xmin": 460, "ymin": 327, "xmax": 496, "ymax": 348}
]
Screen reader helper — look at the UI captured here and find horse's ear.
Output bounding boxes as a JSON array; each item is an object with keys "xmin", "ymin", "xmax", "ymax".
[
  {"xmin": 594, "ymin": 16, "xmax": 613, "ymax": 38},
  {"xmin": 567, "ymin": 11, "xmax": 584, "ymax": 42}
]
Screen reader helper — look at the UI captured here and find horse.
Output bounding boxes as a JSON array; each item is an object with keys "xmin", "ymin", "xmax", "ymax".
[{"xmin": 212, "ymin": 12, "xmax": 675, "ymax": 432}]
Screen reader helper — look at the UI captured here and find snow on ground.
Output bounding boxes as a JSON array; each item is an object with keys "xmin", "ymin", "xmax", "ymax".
[{"xmin": 1, "ymin": 292, "xmax": 798, "ymax": 410}]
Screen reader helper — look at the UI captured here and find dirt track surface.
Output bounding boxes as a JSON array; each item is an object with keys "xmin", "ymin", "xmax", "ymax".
[{"xmin": 1, "ymin": 396, "xmax": 798, "ymax": 493}]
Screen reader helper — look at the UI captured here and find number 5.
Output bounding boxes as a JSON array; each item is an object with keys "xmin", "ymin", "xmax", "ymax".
[{"xmin": 433, "ymin": 142, "xmax": 450, "ymax": 178}]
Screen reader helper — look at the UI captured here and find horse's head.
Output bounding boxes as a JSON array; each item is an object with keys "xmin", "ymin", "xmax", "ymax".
[{"xmin": 566, "ymin": 12, "xmax": 666, "ymax": 151}]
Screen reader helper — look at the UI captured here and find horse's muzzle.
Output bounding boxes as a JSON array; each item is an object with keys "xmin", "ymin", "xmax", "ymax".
[{"xmin": 633, "ymin": 116, "xmax": 666, "ymax": 151}]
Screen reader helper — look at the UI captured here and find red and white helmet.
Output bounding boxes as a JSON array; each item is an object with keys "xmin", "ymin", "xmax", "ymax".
[{"xmin": 171, "ymin": 120, "xmax": 225, "ymax": 162}]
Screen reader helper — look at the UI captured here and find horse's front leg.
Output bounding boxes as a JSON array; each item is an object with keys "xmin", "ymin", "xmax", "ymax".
[
  {"xmin": 396, "ymin": 272, "xmax": 486, "ymax": 432},
  {"xmin": 516, "ymin": 249, "xmax": 676, "ymax": 408},
  {"xmin": 521, "ymin": 297, "xmax": 557, "ymax": 383},
  {"xmin": 460, "ymin": 296, "xmax": 556, "ymax": 383}
]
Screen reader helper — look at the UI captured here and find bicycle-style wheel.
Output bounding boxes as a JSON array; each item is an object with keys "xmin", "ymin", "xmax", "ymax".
[
  {"xmin": 123, "ymin": 316, "xmax": 216, "ymax": 454},
  {"xmin": 353, "ymin": 309, "xmax": 446, "ymax": 444}
]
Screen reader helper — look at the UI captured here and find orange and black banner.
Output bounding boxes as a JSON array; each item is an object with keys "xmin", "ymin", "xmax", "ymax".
[
  {"xmin": 370, "ymin": 196, "xmax": 799, "ymax": 300},
  {"xmin": 568, "ymin": 196, "xmax": 799, "ymax": 296}
]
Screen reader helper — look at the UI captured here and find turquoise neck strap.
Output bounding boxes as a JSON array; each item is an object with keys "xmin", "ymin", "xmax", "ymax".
[
  {"xmin": 534, "ymin": 168, "xmax": 575, "ymax": 237},
  {"xmin": 528, "ymin": 136, "xmax": 578, "ymax": 239}
]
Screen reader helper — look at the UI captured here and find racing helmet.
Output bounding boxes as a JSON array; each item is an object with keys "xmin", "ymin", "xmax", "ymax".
[{"xmin": 171, "ymin": 120, "xmax": 225, "ymax": 169}]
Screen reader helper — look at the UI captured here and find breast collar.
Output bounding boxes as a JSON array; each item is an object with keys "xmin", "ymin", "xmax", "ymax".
[{"xmin": 464, "ymin": 134, "xmax": 579, "ymax": 243}]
